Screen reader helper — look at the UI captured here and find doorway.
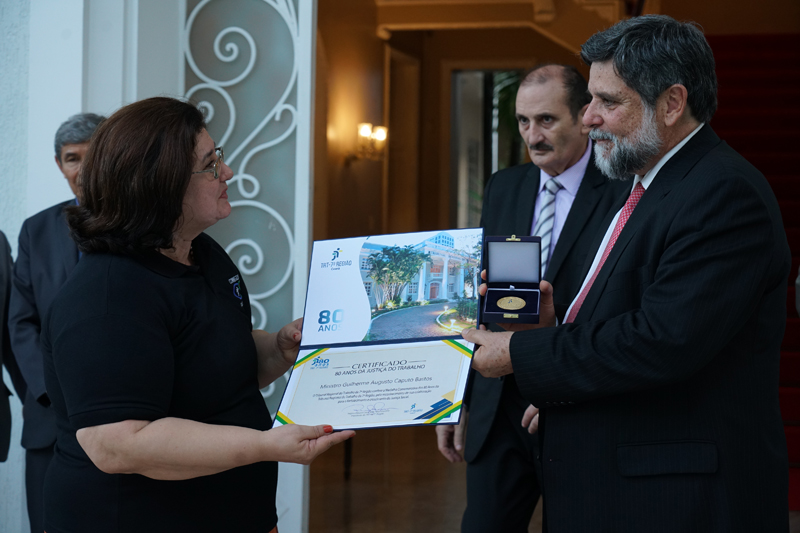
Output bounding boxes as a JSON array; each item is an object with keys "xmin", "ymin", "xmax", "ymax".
[{"xmin": 450, "ymin": 69, "xmax": 528, "ymax": 228}]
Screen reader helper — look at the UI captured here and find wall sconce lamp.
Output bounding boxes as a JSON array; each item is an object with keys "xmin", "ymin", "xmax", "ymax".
[{"xmin": 346, "ymin": 123, "xmax": 388, "ymax": 164}]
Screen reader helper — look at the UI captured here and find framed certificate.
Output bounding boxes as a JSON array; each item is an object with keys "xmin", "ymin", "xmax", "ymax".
[{"xmin": 275, "ymin": 228, "xmax": 483, "ymax": 430}]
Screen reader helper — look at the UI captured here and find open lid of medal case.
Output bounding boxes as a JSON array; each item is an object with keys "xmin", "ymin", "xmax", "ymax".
[{"xmin": 481, "ymin": 235, "xmax": 541, "ymax": 324}]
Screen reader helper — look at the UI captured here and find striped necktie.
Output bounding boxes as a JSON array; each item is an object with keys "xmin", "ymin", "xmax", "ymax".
[
  {"xmin": 564, "ymin": 182, "xmax": 646, "ymax": 323},
  {"xmin": 532, "ymin": 177, "xmax": 563, "ymax": 277}
]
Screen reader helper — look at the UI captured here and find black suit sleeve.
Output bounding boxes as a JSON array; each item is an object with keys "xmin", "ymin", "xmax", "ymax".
[
  {"xmin": 1, "ymin": 232, "xmax": 25, "ymax": 400},
  {"xmin": 9, "ymin": 220, "xmax": 49, "ymax": 404},
  {"xmin": 511, "ymin": 160, "xmax": 788, "ymax": 405},
  {"xmin": 1, "ymin": 231, "xmax": 25, "ymax": 462}
]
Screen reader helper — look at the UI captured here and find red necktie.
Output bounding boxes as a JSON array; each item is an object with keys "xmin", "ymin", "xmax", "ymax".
[{"xmin": 564, "ymin": 182, "xmax": 645, "ymax": 323}]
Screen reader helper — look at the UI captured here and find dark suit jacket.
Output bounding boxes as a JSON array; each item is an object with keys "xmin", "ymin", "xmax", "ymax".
[
  {"xmin": 511, "ymin": 126, "xmax": 790, "ymax": 531},
  {"xmin": 465, "ymin": 152, "xmax": 628, "ymax": 462},
  {"xmin": 9, "ymin": 201, "xmax": 79, "ymax": 450},
  {"xmin": 1, "ymin": 230, "xmax": 26, "ymax": 461}
]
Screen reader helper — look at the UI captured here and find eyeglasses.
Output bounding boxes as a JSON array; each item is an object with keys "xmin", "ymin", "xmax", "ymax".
[{"xmin": 192, "ymin": 147, "xmax": 224, "ymax": 180}]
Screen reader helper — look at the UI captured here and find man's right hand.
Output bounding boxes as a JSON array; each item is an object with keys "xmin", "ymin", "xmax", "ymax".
[{"xmin": 435, "ymin": 412, "xmax": 467, "ymax": 463}]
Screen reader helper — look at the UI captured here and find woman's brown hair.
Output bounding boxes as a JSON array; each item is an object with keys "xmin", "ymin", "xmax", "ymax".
[{"xmin": 67, "ymin": 97, "xmax": 206, "ymax": 254}]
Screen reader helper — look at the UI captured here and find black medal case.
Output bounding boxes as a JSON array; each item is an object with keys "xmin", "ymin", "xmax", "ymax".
[{"xmin": 481, "ymin": 235, "xmax": 541, "ymax": 324}]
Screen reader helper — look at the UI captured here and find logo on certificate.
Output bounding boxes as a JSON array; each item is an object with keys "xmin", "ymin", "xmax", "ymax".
[
  {"xmin": 404, "ymin": 403, "xmax": 424, "ymax": 415},
  {"xmin": 320, "ymin": 249, "xmax": 352, "ymax": 271},
  {"xmin": 310, "ymin": 356, "xmax": 330, "ymax": 369}
]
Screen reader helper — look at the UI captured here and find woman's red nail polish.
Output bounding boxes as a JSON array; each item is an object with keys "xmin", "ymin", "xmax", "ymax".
[{"xmin": 323, "ymin": 425, "xmax": 333, "ymax": 433}]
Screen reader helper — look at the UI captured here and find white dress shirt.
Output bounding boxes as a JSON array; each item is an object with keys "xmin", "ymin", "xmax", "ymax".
[
  {"xmin": 563, "ymin": 123, "xmax": 705, "ymax": 320},
  {"xmin": 530, "ymin": 140, "xmax": 593, "ymax": 262}
]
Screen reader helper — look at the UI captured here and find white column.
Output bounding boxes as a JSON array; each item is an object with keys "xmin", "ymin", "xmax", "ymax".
[
  {"xmin": 27, "ymin": 0, "xmax": 85, "ymax": 217},
  {"xmin": 280, "ymin": 0, "xmax": 317, "ymax": 530},
  {"xmin": 442, "ymin": 256, "xmax": 449, "ymax": 299},
  {"xmin": 83, "ymin": 0, "xmax": 126, "ymax": 115},
  {"xmin": 0, "ymin": 0, "xmax": 31, "ymax": 521},
  {"xmin": 418, "ymin": 264, "xmax": 426, "ymax": 300}
]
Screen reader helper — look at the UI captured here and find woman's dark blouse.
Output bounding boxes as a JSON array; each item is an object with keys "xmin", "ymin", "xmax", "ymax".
[{"xmin": 41, "ymin": 233, "xmax": 277, "ymax": 533}]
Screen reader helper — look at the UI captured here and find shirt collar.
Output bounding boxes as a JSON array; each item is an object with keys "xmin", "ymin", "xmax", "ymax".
[
  {"xmin": 135, "ymin": 236, "xmax": 207, "ymax": 278},
  {"xmin": 538, "ymin": 139, "xmax": 591, "ymax": 196},
  {"xmin": 634, "ymin": 122, "xmax": 704, "ymax": 191}
]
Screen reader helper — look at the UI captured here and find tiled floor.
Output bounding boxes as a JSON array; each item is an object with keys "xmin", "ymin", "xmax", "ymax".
[
  {"xmin": 309, "ymin": 425, "xmax": 535, "ymax": 533},
  {"xmin": 309, "ymin": 426, "xmax": 797, "ymax": 532}
]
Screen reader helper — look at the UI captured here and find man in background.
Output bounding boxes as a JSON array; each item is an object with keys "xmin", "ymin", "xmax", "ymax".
[
  {"xmin": 437, "ymin": 65, "xmax": 627, "ymax": 532},
  {"xmin": 9, "ymin": 112, "xmax": 104, "ymax": 533}
]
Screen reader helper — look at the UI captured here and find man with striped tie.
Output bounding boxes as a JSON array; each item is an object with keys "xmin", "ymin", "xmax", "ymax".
[
  {"xmin": 436, "ymin": 64, "xmax": 627, "ymax": 533},
  {"xmin": 463, "ymin": 16, "xmax": 789, "ymax": 532}
]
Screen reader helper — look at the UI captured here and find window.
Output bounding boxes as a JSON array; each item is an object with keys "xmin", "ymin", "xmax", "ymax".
[
  {"xmin": 364, "ymin": 282, "xmax": 372, "ymax": 296},
  {"xmin": 448, "ymin": 264, "xmax": 457, "ymax": 275},
  {"xmin": 430, "ymin": 263, "xmax": 443, "ymax": 274},
  {"xmin": 433, "ymin": 234, "xmax": 454, "ymax": 248},
  {"xmin": 360, "ymin": 256, "xmax": 370, "ymax": 270},
  {"xmin": 448, "ymin": 283, "xmax": 455, "ymax": 295},
  {"xmin": 408, "ymin": 282, "xmax": 418, "ymax": 297}
]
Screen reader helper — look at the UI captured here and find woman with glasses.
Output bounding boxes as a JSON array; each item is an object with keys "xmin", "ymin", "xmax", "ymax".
[{"xmin": 40, "ymin": 97, "xmax": 353, "ymax": 533}]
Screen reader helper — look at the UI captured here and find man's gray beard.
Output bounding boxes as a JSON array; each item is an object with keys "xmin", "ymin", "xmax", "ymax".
[{"xmin": 590, "ymin": 105, "xmax": 662, "ymax": 180}]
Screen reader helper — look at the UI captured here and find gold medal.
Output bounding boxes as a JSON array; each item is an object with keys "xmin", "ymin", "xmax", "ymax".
[{"xmin": 497, "ymin": 296, "xmax": 526, "ymax": 311}]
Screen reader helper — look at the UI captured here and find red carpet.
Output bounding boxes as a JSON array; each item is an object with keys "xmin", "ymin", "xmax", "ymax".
[{"xmin": 708, "ymin": 33, "xmax": 800, "ymax": 511}]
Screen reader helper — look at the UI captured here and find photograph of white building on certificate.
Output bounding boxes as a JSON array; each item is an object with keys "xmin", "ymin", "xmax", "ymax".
[{"xmin": 358, "ymin": 231, "xmax": 481, "ymax": 341}]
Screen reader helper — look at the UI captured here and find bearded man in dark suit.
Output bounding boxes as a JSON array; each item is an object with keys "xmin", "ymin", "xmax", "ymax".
[
  {"xmin": 464, "ymin": 15, "xmax": 789, "ymax": 532},
  {"xmin": 436, "ymin": 64, "xmax": 627, "ymax": 533},
  {"xmin": 9, "ymin": 112, "xmax": 104, "ymax": 533}
]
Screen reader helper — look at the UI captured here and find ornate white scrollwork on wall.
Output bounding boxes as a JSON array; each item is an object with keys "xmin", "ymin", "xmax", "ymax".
[{"xmin": 183, "ymin": 0, "xmax": 300, "ymax": 408}]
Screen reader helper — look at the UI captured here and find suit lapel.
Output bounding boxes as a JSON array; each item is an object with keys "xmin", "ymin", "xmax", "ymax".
[
  {"xmin": 575, "ymin": 125, "xmax": 723, "ymax": 322},
  {"xmin": 515, "ymin": 164, "xmax": 540, "ymax": 235},
  {"xmin": 56, "ymin": 201, "xmax": 79, "ymax": 277},
  {"xmin": 545, "ymin": 155, "xmax": 606, "ymax": 280}
]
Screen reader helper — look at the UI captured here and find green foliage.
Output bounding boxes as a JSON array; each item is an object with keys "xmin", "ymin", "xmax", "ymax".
[
  {"xmin": 368, "ymin": 245, "xmax": 432, "ymax": 308},
  {"xmin": 458, "ymin": 240, "xmax": 483, "ymax": 296},
  {"xmin": 453, "ymin": 293, "xmax": 478, "ymax": 322},
  {"xmin": 494, "ymin": 70, "xmax": 528, "ymax": 170}
]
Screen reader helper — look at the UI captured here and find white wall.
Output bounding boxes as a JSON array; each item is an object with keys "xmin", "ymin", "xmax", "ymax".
[
  {"xmin": 0, "ymin": 0, "xmax": 32, "ymax": 253},
  {"xmin": 27, "ymin": 0, "xmax": 86, "ymax": 218},
  {"xmin": 0, "ymin": 0, "xmax": 32, "ymax": 530}
]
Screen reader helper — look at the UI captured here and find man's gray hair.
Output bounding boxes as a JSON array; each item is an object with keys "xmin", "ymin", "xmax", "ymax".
[
  {"xmin": 580, "ymin": 15, "xmax": 717, "ymax": 123},
  {"xmin": 54, "ymin": 113, "xmax": 106, "ymax": 161}
]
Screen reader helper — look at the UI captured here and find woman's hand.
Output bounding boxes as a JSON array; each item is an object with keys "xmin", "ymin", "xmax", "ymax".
[
  {"xmin": 276, "ymin": 318, "xmax": 303, "ymax": 366},
  {"xmin": 77, "ymin": 417, "xmax": 354, "ymax": 480},
  {"xmin": 253, "ymin": 318, "xmax": 304, "ymax": 388},
  {"xmin": 262, "ymin": 424, "xmax": 355, "ymax": 465}
]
